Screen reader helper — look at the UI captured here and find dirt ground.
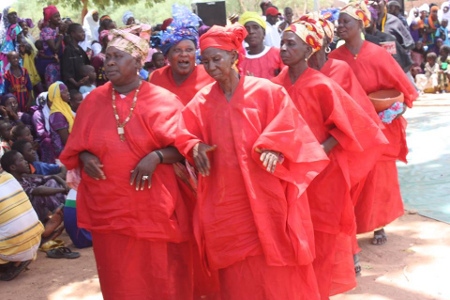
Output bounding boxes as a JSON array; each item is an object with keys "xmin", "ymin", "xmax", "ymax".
[{"xmin": 0, "ymin": 211, "xmax": 449, "ymax": 300}]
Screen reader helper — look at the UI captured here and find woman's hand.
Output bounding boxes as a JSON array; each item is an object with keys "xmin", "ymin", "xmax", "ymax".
[
  {"xmin": 79, "ymin": 151, "xmax": 106, "ymax": 180},
  {"xmin": 0, "ymin": 105, "xmax": 8, "ymax": 118},
  {"xmin": 5, "ymin": 106, "xmax": 19, "ymax": 120},
  {"xmin": 77, "ymin": 76, "xmax": 89, "ymax": 87},
  {"xmin": 130, "ymin": 152, "xmax": 160, "ymax": 191},
  {"xmin": 260, "ymin": 150, "xmax": 280, "ymax": 174},
  {"xmin": 193, "ymin": 143, "xmax": 217, "ymax": 176}
]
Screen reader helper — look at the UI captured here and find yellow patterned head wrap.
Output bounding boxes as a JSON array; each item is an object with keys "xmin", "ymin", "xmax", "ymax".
[
  {"xmin": 284, "ymin": 16, "xmax": 325, "ymax": 53},
  {"xmin": 48, "ymin": 82, "xmax": 75, "ymax": 133},
  {"xmin": 239, "ymin": 11, "xmax": 266, "ymax": 30},
  {"xmin": 107, "ymin": 25, "xmax": 150, "ymax": 65},
  {"xmin": 340, "ymin": 1, "xmax": 371, "ymax": 28}
]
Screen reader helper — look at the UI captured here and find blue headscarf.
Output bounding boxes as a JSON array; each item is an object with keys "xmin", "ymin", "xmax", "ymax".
[{"xmin": 160, "ymin": 4, "xmax": 202, "ymax": 56}]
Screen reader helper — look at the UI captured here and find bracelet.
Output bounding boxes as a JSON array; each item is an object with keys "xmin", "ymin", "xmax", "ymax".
[{"xmin": 155, "ymin": 150, "xmax": 163, "ymax": 164}]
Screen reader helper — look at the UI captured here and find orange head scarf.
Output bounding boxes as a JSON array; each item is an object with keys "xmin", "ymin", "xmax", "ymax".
[
  {"xmin": 199, "ymin": 23, "xmax": 247, "ymax": 52},
  {"xmin": 284, "ymin": 16, "xmax": 325, "ymax": 53},
  {"xmin": 340, "ymin": 1, "xmax": 371, "ymax": 28},
  {"xmin": 428, "ymin": 6, "xmax": 439, "ymax": 29}
]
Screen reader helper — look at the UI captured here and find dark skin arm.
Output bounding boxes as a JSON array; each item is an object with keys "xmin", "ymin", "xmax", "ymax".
[
  {"xmin": 46, "ymin": 35, "xmax": 63, "ymax": 55},
  {"xmin": 56, "ymin": 128, "xmax": 69, "ymax": 146},
  {"xmin": 49, "ymin": 174, "xmax": 70, "ymax": 190},
  {"xmin": 68, "ymin": 76, "xmax": 89, "ymax": 89},
  {"xmin": 56, "ymin": 165, "xmax": 67, "ymax": 179},
  {"xmin": 31, "ymin": 186, "xmax": 67, "ymax": 196}
]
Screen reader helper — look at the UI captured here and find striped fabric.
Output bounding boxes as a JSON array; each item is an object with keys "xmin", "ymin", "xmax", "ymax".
[{"xmin": 0, "ymin": 172, "xmax": 44, "ymax": 264}]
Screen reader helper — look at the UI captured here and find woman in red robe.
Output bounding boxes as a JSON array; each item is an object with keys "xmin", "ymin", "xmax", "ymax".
[
  {"xmin": 148, "ymin": 6, "xmax": 214, "ymax": 106},
  {"xmin": 309, "ymin": 15, "xmax": 388, "ymax": 275},
  {"xmin": 329, "ymin": 1, "xmax": 418, "ymax": 245},
  {"xmin": 176, "ymin": 23, "xmax": 330, "ymax": 300},
  {"xmin": 60, "ymin": 26, "xmax": 193, "ymax": 300},
  {"xmin": 272, "ymin": 16, "xmax": 387, "ymax": 299}
]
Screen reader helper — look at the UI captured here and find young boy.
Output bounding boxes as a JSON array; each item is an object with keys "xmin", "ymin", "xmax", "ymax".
[
  {"xmin": 78, "ymin": 65, "xmax": 96, "ymax": 94},
  {"xmin": 4, "ymin": 51, "xmax": 34, "ymax": 112},
  {"xmin": 0, "ymin": 120, "xmax": 13, "ymax": 154},
  {"xmin": 435, "ymin": 19, "xmax": 450, "ymax": 47},
  {"xmin": 415, "ymin": 52, "xmax": 440, "ymax": 92},
  {"xmin": 69, "ymin": 89, "xmax": 84, "ymax": 113},
  {"xmin": 11, "ymin": 140, "xmax": 66, "ymax": 177},
  {"xmin": 437, "ymin": 45, "xmax": 450, "ymax": 92},
  {"xmin": 11, "ymin": 124, "xmax": 33, "ymax": 143},
  {"xmin": 0, "ymin": 150, "xmax": 69, "ymax": 223}
]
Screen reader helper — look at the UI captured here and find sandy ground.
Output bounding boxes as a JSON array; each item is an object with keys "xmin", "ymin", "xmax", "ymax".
[{"xmin": 0, "ymin": 211, "xmax": 448, "ymax": 300}]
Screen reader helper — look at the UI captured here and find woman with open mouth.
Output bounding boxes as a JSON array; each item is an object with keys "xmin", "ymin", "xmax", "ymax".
[{"xmin": 149, "ymin": 5, "xmax": 214, "ymax": 106}]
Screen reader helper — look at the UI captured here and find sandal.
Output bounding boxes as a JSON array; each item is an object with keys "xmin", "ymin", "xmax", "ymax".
[
  {"xmin": 0, "ymin": 260, "xmax": 31, "ymax": 281},
  {"xmin": 372, "ymin": 228, "xmax": 387, "ymax": 245},
  {"xmin": 46, "ymin": 247, "xmax": 80, "ymax": 259}
]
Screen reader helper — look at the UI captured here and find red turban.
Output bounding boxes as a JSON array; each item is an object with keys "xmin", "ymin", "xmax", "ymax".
[
  {"xmin": 43, "ymin": 5, "xmax": 59, "ymax": 23},
  {"xmin": 199, "ymin": 24, "xmax": 248, "ymax": 52}
]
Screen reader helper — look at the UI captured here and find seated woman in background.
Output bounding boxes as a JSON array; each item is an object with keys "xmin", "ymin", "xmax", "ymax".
[
  {"xmin": 32, "ymin": 92, "xmax": 55, "ymax": 163},
  {"xmin": 48, "ymin": 81, "xmax": 74, "ymax": 159}
]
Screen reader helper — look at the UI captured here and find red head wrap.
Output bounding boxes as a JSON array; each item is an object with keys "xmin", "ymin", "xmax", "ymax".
[
  {"xmin": 199, "ymin": 24, "xmax": 248, "ymax": 52},
  {"xmin": 43, "ymin": 5, "xmax": 59, "ymax": 23}
]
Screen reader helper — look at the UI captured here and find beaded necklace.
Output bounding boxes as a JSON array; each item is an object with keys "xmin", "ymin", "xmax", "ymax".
[{"xmin": 112, "ymin": 81, "xmax": 141, "ymax": 141}]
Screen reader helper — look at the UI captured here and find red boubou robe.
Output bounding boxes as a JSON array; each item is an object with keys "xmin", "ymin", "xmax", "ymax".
[
  {"xmin": 273, "ymin": 67, "xmax": 387, "ymax": 299},
  {"xmin": 60, "ymin": 81, "xmax": 193, "ymax": 299},
  {"xmin": 329, "ymin": 41, "xmax": 417, "ymax": 233},
  {"xmin": 176, "ymin": 75, "xmax": 329, "ymax": 300}
]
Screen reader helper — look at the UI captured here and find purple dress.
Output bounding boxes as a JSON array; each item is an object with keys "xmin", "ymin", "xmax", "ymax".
[
  {"xmin": 39, "ymin": 26, "xmax": 61, "ymax": 86},
  {"xmin": 49, "ymin": 112, "xmax": 68, "ymax": 158},
  {"xmin": 20, "ymin": 176, "xmax": 66, "ymax": 222}
]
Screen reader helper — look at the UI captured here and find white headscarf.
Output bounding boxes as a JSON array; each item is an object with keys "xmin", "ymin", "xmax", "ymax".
[
  {"xmin": 407, "ymin": 8, "xmax": 419, "ymax": 26},
  {"xmin": 440, "ymin": 2, "xmax": 450, "ymax": 27},
  {"xmin": 83, "ymin": 10, "xmax": 99, "ymax": 42},
  {"xmin": 419, "ymin": 4, "xmax": 429, "ymax": 13}
]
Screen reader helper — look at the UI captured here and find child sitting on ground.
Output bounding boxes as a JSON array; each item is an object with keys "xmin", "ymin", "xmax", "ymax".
[
  {"xmin": 3, "ymin": 51, "xmax": 34, "ymax": 113},
  {"xmin": 437, "ymin": 45, "xmax": 450, "ymax": 93},
  {"xmin": 78, "ymin": 65, "xmax": 97, "ymax": 94},
  {"xmin": 69, "ymin": 90, "xmax": 84, "ymax": 113},
  {"xmin": 11, "ymin": 124, "xmax": 33, "ymax": 143},
  {"xmin": 415, "ymin": 52, "xmax": 440, "ymax": 93},
  {"xmin": 0, "ymin": 120, "xmax": 13, "ymax": 154},
  {"xmin": 11, "ymin": 140, "xmax": 66, "ymax": 177},
  {"xmin": 0, "ymin": 150, "xmax": 69, "ymax": 226}
]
